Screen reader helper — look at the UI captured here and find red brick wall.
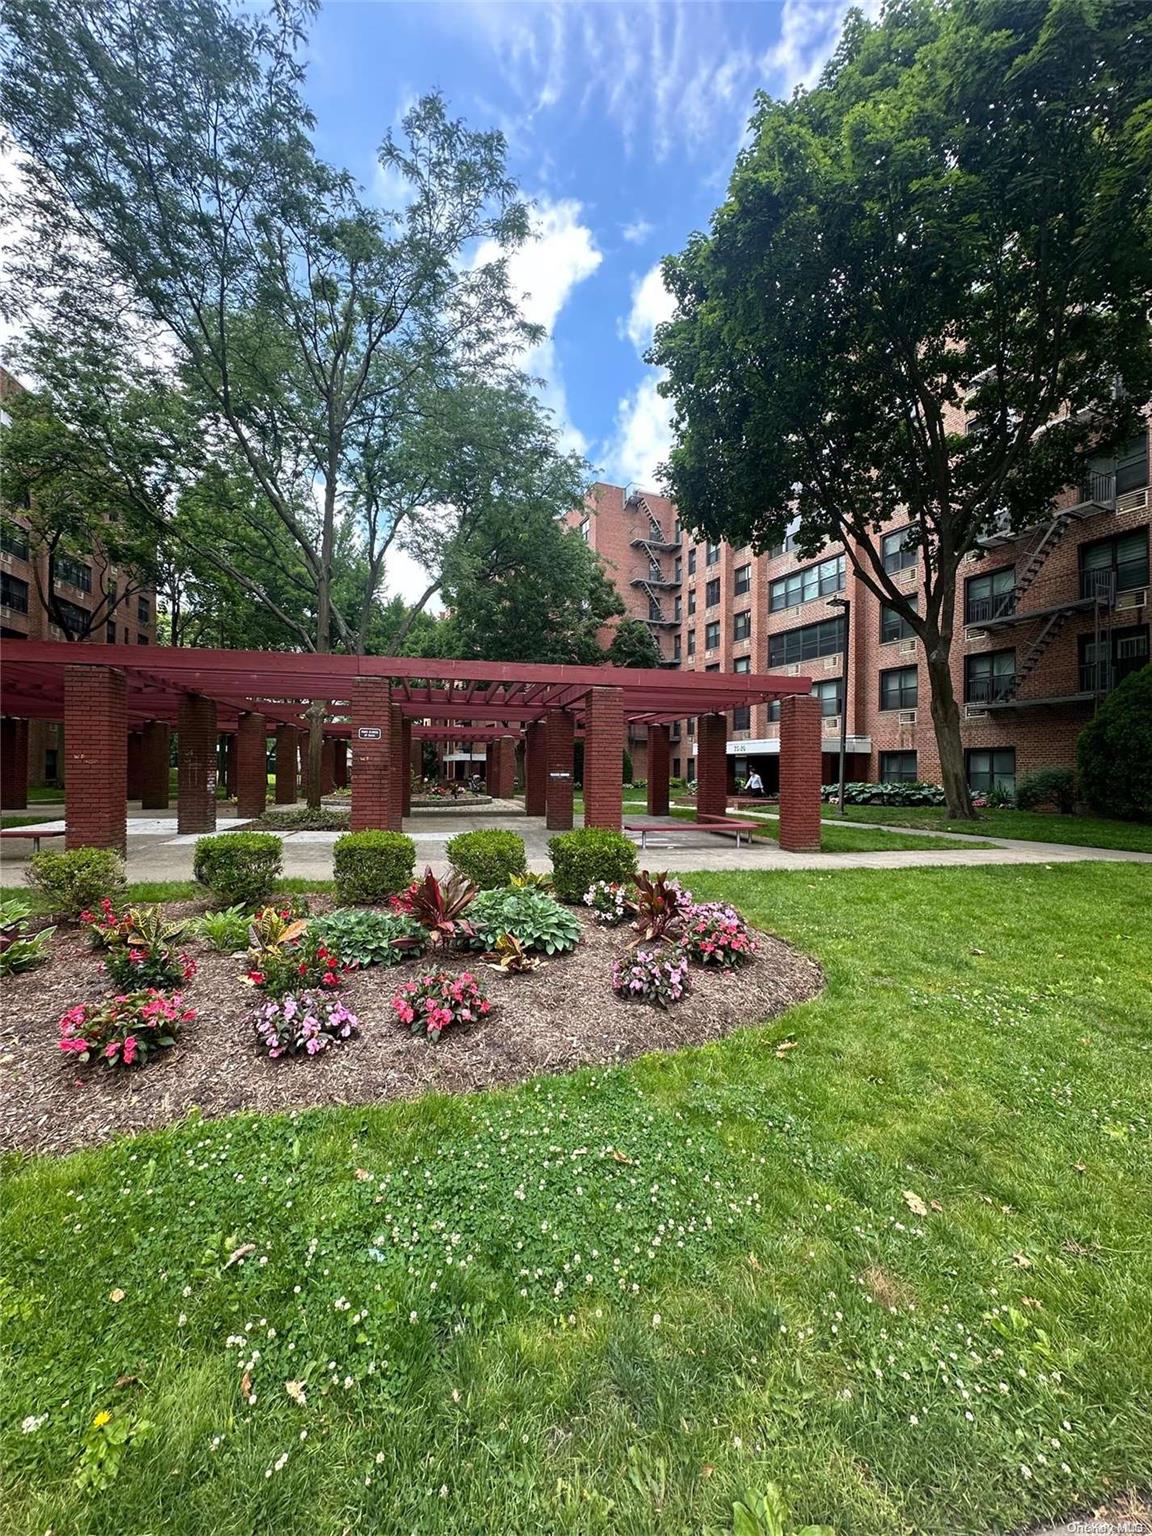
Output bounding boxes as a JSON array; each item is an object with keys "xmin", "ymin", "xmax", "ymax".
[
  {"xmin": 544, "ymin": 709, "xmax": 575, "ymax": 831},
  {"xmin": 350, "ymin": 680, "xmax": 400, "ymax": 831},
  {"xmin": 696, "ymin": 713, "xmax": 728, "ymax": 820},
  {"xmin": 65, "ymin": 665, "xmax": 128, "ymax": 852},
  {"xmin": 177, "ymin": 694, "xmax": 218, "ymax": 835},
  {"xmin": 274, "ymin": 725, "xmax": 297, "ymax": 804},
  {"xmin": 778, "ymin": 694, "xmax": 823, "ymax": 851},
  {"xmin": 583, "ymin": 685, "xmax": 624, "ymax": 830},
  {"xmin": 235, "ymin": 711, "xmax": 268, "ymax": 819},
  {"xmin": 1, "ymin": 717, "xmax": 29, "ymax": 810},
  {"xmin": 524, "ymin": 720, "xmax": 547, "ymax": 816},
  {"xmin": 646, "ymin": 723, "xmax": 670, "ymax": 816},
  {"xmin": 140, "ymin": 720, "xmax": 170, "ymax": 810}
]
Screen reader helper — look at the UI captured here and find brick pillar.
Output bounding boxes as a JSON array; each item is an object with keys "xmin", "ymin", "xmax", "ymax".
[
  {"xmin": 647, "ymin": 724, "xmax": 670, "ymax": 816},
  {"xmin": 350, "ymin": 679, "xmax": 399, "ymax": 831},
  {"xmin": 334, "ymin": 737, "xmax": 349, "ymax": 789},
  {"xmin": 1, "ymin": 718, "xmax": 29, "ymax": 810},
  {"xmin": 524, "ymin": 720, "xmax": 547, "ymax": 816},
  {"xmin": 779, "ymin": 694, "xmax": 823, "ymax": 852},
  {"xmin": 583, "ymin": 686, "xmax": 624, "ymax": 830},
  {"xmin": 140, "ymin": 721, "xmax": 170, "ymax": 810},
  {"xmin": 544, "ymin": 708, "xmax": 575, "ymax": 831},
  {"xmin": 274, "ymin": 725, "xmax": 298, "ymax": 804},
  {"xmin": 177, "ymin": 694, "xmax": 218, "ymax": 835},
  {"xmin": 320, "ymin": 738, "xmax": 336, "ymax": 797},
  {"xmin": 64, "ymin": 665, "xmax": 128, "ymax": 853},
  {"xmin": 696, "ymin": 714, "xmax": 728, "ymax": 821},
  {"xmin": 126, "ymin": 731, "xmax": 143, "ymax": 801},
  {"xmin": 401, "ymin": 717, "xmax": 412, "ymax": 817},
  {"xmin": 235, "ymin": 711, "xmax": 268, "ymax": 820},
  {"xmin": 487, "ymin": 735, "xmax": 515, "ymax": 800}
]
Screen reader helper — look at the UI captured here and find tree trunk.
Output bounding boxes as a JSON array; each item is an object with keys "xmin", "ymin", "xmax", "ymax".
[
  {"xmin": 306, "ymin": 700, "xmax": 325, "ymax": 812},
  {"xmin": 925, "ymin": 644, "xmax": 975, "ymax": 820}
]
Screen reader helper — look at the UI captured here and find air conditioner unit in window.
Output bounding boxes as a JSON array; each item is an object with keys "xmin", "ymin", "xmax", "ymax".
[
  {"xmin": 823, "ymin": 656, "xmax": 841, "ymax": 672},
  {"xmin": 964, "ymin": 705, "xmax": 988, "ymax": 721},
  {"xmin": 895, "ymin": 567, "xmax": 917, "ymax": 586},
  {"xmin": 1115, "ymin": 588, "xmax": 1148, "ymax": 611},
  {"xmin": 1116, "ymin": 487, "xmax": 1149, "ymax": 514},
  {"xmin": 785, "ymin": 663, "xmax": 802, "ymax": 676},
  {"xmin": 822, "ymin": 715, "xmax": 841, "ymax": 733},
  {"xmin": 965, "ymin": 627, "xmax": 988, "ymax": 642},
  {"xmin": 899, "ymin": 640, "xmax": 917, "ymax": 656},
  {"xmin": 897, "ymin": 709, "xmax": 918, "ymax": 725}
]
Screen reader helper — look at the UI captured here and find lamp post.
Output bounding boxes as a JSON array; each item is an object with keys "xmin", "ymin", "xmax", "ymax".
[{"xmin": 827, "ymin": 595, "xmax": 850, "ymax": 818}]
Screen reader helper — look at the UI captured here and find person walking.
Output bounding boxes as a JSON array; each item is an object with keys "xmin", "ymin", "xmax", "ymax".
[{"xmin": 743, "ymin": 769, "xmax": 764, "ymax": 796}]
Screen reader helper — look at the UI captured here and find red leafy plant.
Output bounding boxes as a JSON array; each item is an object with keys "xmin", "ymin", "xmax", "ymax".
[
  {"xmin": 390, "ymin": 970, "xmax": 491, "ymax": 1042},
  {"xmin": 398, "ymin": 868, "xmax": 477, "ymax": 948},
  {"xmin": 627, "ymin": 871, "xmax": 693, "ymax": 948},
  {"xmin": 58, "ymin": 989, "xmax": 194, "ymax": 1067}
]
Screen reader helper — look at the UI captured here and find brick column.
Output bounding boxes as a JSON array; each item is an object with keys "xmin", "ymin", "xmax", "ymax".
[
  {"xmin": 583, "ymin": 686, "xmax": 624, "ymax": 830},
  {"xmin": 334, "ymin": 738, "xmax": 349, "ymax": 789},
  {"xmin": 64, "ymin": 665, "xmax": 128, "ymax": 853},
  {"xmin": 524, "ymin": 720, "xmax": 547, "ymax": 816},
  {"xmin": 140, "ymin": 721, "xmax": 170, "ymax": 810},
  {"xmin": 320, "ymin": 738, "xmax": 336, "ymax": 797},
  {"xmin": 350, "ymin": 679, "xmax": 399, "ymax": 830},
  {"xmin": 177, "ymin": 694, "xmax": 218, "ymax": 835},
  {"xmin": 487, "ymin": 735, "xmax": 516, "ymax": 800},
  {"xmin": 544, "ymin": 708, "xmax": 575, "ymax": 831},
  {"xmin": 274, "ymin": 724, "xmax": 298, "ymax": 804},
  {"xmin": 696, "ymin": 713, "xmax": 728, "ymax": 821},
  {"xmin": 126, "ymin": 731, "xmax": 143, "ymax": 801},
  {"xmin": 1, "ymin": 718, "xmax": 29, "ymax": 810},
  {"xmin": 235, "ymin": 711, "xmax": 268, "ymax": 820},
  {"xmin": 779, "ymin": 694, "xmax": 823, "ymax": 852},
  {"xmin": 647, "ymin": 724, "xmax": 670, "ymax": 816},
  {"xmin": 400, "ymin": 717, "xmax": 412, "ymax": 817}
]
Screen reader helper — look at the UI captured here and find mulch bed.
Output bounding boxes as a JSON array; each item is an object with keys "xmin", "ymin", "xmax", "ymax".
[{"xmin": 0, "ymin": 905, "xmax": 824, "ymax": 1156}]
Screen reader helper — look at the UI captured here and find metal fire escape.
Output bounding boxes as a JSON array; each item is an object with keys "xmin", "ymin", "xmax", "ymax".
[{"xmin": 627, "ymin": 491, "xmax": 682, "ymax": 653}]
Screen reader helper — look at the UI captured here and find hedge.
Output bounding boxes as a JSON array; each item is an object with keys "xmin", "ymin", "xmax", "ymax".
[
  {"xmin": 333, "ymin": 829, "xmax": 417, "ymax": 904},
  {"xmin": 548, "ymin": 827, "xmax": 637, "ymax": 902},
  {"xmin": 445, "ymin": 828, "xmax": 527, "ymax": 889},
  {"xmin": 193, "ymin": 832, "xmax": 283, "ymax": 907}
]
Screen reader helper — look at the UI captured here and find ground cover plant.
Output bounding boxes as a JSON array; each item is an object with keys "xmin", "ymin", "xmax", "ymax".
[
  {"xmin": 309, "ymin": 908, "xmax": 427, "ymax": 968},
  {"xmin": 0, "ymin": 895, "xmax": 54, "ymax": 976},
  {"xmin": 1, "ymin": 865, "xmax": 1149, "ymax": 1535},
  {"xmin": 468, "ymin": 885, "xmax": 582, "ymax": 955}
]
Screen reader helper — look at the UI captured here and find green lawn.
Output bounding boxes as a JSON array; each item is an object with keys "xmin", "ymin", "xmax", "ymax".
[
  {"xmin": 1, "ymin": 814, "xmax": 52, "ymax": 831},
  {"xmin": 822, "ymin": 804, "xmax": 1152, "ymax": 853},
  {"xmin": 3, "ymin": 864, "xmax": 1151, "ymax": 1535}
]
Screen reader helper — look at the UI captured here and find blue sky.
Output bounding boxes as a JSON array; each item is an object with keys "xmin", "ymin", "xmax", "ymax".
[{"xmin": 302, "ymin": 0, "xmax": 867, "ymax": 492}]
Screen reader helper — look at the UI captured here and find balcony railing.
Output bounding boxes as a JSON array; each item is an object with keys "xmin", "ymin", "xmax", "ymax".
[
  {"xmin": 965, "ymin": 589, "xmax": 1018, "ymax": 625},
  {"xmin": 1079, "ymin": 558, "xmax": 1149, "ymax": 602},
  {"xmin": 966, "ymin": 674, "xmax": 1018, "ymax": 705}
]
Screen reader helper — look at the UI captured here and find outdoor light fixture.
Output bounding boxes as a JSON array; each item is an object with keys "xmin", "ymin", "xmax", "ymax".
[{"xmin": 826, "ymin": 595, "xmax": 850, "ymax": 817}]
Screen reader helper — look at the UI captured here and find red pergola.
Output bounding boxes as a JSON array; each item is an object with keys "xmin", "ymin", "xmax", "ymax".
[{"xmin": 0, "ymin": 641, "xmax": 826, "ymax": 852}]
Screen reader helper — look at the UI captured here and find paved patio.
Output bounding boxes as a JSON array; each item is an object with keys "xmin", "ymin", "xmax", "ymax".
[{"xmin": 3, "ymin": 802, "xmax": 1150, "ymax": 879}]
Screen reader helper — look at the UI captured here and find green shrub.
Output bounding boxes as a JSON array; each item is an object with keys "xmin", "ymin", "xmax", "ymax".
[
  {"xmin": 446, "ymin": 828, "xmax": 527, "ymax": 889},
  {"xmin": 469, "ymin": 887, "xmax": 582, "ymax": 954},
  {"xmin": 194, "ymin": 905, "xmax": 251, "ymax": 953},
  {"xmin": 1015, "ymin": 767, "xmax": 1077, "ymax": 814},
  {"xmin": 311, "ymin": 907, "xmax": 427, "ymax": 966},
  {"xmin": 193, "ymin": 832, "xmax": 282, "ymax": 906},
  {"xmin": 1077, "ymin": 665, "xmax": 1152, "ymax": 821},
  {"xmin": 25, "ymin": 846, "xmax": 125, "ymax": 918},
  {"xmin": 548, "ymin": 827, "xmax": 637, "ymax": 902},
  {"xmin": 333, "ymin": 830, "xmax": 416, "ymax": 904},
  {"xmin": 821, "ymin": 780, "xmax": 946, "ymax": 807}
]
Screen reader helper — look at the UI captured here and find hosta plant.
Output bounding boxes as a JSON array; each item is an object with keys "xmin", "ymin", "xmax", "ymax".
[
  {"xmin": 399, "ymin": 869, "xmax": 477, "ymax": 947},
  {"xmin": 482, "ymin": 932, "xmax": 542, "ymax": 974},
  {"xmin": 310, "ymin": 907, "xmax": 427, "ymax": 967},
  {"xmin": 58, "ymin": 990, "xmax": 194, "ymax": 1067},
  {"xmin": 468, "ymin": 886, "xmax": 581, "ymax": 955},
  {"xmin": 582, "ymin": 879, "xmax": 630, "ymax": 925},
  {"xmin": 252, "ymin": 991, "xmax": 360, "ymax": 1059},
  {"xmin": 390, "ymin": 970, "xmax": 491, "ymax": 1042},
  {"xmin": 680, "ymin": 902, "xmax": 757, "ymax": 969},
  {"xmin": 611, "ymin": 948, "xmax": 691, "ymax": 1009},
  {"xmin": 628, "ymin": 871, "xmax": 693, "ymax": 948},
  {"xmin": 0, "ymin": 897, "xmax": 54, "ymax": 977}
]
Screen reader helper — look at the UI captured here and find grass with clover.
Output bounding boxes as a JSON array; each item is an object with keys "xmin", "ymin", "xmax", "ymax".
[{"xmin": 2, "ymin": 862, "xmax": 1150, "ymax": 1535}]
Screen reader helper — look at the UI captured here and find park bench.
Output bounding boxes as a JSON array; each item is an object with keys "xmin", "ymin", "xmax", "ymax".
[
  {"xmin": 0, "ymin": 826, "xmax": 67, "ymax": 854},
  {"xmin": 624, "ymin": 818, "xmax": 761, "ymax": 851}
]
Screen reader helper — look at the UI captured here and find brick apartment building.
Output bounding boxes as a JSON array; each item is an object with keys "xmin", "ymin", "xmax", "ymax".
[
  {"xmin": 1, "ymin": 365, "xmax": 157, "ymax": 790},
  {"xmin": 583, "ymin": 422, "xmax": 1149, "ymax": 796}
]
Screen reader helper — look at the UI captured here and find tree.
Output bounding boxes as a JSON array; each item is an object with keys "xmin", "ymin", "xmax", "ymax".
[
  {"xmin": 1077, "ymin": 665, "xmax": 1152, "ymax": 821},
  {"xmin": 1, "ymin": 0, "xmax": 535, "ymax": 801},
  {"xmin": 652, "ymin": 0, "xmax": 1152, "ymax": 818},
  {"xmin": 606, "ymin": 617, "xmax": 664, "ymax": 669}
]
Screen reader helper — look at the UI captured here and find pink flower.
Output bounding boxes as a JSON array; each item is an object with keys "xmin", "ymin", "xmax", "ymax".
[{"xmin": 122, "ymin": 1036, "xmax": 138, "ymax": 1065}]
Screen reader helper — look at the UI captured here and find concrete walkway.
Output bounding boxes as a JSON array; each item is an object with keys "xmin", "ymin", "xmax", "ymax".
[{"xmin": 3, "ymin": 802, "xmax": 1150, "ymax": 880}]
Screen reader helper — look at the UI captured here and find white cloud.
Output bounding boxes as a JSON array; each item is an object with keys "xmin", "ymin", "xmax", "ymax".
[
  {"xmin": 605, "ymin": 262, "xmax": 676, "ymax": 488},
  {"xmin": 621, "ymin": 217, "xmax": 654, "ymax": 246},
  {"xmin": 384, "ymin": 543, "xmax": 445, "ymax": 612},
  {"xmin": 763, "ymin": 0, "xmax": 882, "ymax": 94},
  {"xmin": 623, "ymin": 263, "xmax": 676, "ymax": 354}
]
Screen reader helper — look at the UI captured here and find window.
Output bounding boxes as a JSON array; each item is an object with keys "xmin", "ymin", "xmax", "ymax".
[
  {"xmin": 1115, "ymin": 436, "xmax": 1149, "ymax": 495},
  {"xmin": 879, "ymin": 665, "xmax": 918, "ymax": 710},
  {"xmin": 687, "ymin": 547, "xmax": 697, "ymax": 576},
  {"xmin": 965, "ymin": 649, "xmax": 1016, "ymax": 703},
  {"xmin": 55, "ymin": 598, "xmax": 90, "ymax": 635},
  {"xmin": 1, "ymin": 571, "xmax": 29, "ymax": 613},
  {"xmin": 54, "ymin": 553, "xmax": 92, "ymax": 592},
  {"xmin": 767, "ymin": 700, "xmax": 780, "ymax": 722},
  {"xmin": 733, "ymin": 610, "xmax": 751, "ymax": 641},
  {"xmin": 1079, "ymin": 625, "xmax": 1149, "ymax": 693},
  {"xmin": 137, "ymin": 595, "xmax": 150, "ymax": 625},
  {"xmin": 648, "ymin": 595, "xmax": 663, "ymax": 622},
  {"xmin": 769, "ymin": 615, "xmax": 846, "ymax": 667},
  {"xmin": 672, "ymin": 758, "xmax": 681, "ymax": 779},
  {"xmin": 1079, "ymin": 529, "xmax": 1149, "ymax": 600},
  {"xmin": 704, "ymin": 662, "xmax": 720, "ymax": 673},
  {"xmin": 687, "ymin": 630, "xmax": 696, "ymax": 656},
  {"xmin": 880, "ymin": 600, "xmax": 917, "ymax": 643},
  {"xmin": 966, "ymin": 747, "xmax": 1016, "ymax": 795},
  {"xmin": 733, "ymin": 705, "xmax": 751, "ymax": 731},
  {"xmin": 769, "ymin": 553, "xmax": 845, "ymax": 611},
  {"xmin": 704, "ymin": 620, "xmax": 720, "ymax": 650},
  {"xmin": 733, "ymin": 656, "xmax": 751, "ymax": 674},
  {"xmin": 965, "ymin": 566, "xmax": 1016, "ymax": 624},
  {"xmin": 45, "ymin": 748, "xmax": 58, "ymax": 783},
  {"xmin": 880, "ymin": 750, "xmax": 918, "ymax": 783},
  {"xmin": 705, "ymin": 541, "xmax": 720, "ymax": 566},
  {"xmin": 882, "ymin": 527, "xmax": 917, "ymax": 573},
  {"xmin": 673, "ymin": 633, "xmax": 682, "ymax": 661},
  {"xmin": 812, "ymin": 679, "xmax": 841, "ymax": 716},
  {"xmin": 767, "ymin": 516, "xmax": 801, "ymax": 559},
  {"xmin": 106, "ymin": 619, "xmax": 117, "ymax": 644},
  {"xmin": 705, "ymin": 577, "xmax": 720, "ymax": 608},
  {"xmin": 0, "ymin": 518, "xmax": 29, "ymax": 561},
  {"xmin": 673, "ymin": 594, "xmax": 682, "ymax": 622},
  {"xmin": 687, "ymin": 718, "xmax": 695, "ymax": 736},
  {"xmin": 734, "ymin": 563, "xmax": 751, "ymax": 595},
  {"xmin": 687, "ymin": 589, "xmax": 696, "ymax": 616},
  {"xmin": 579, "ymin": 518, "xmax": 590, "ymax": 542},
  {"xmin": 137, "ymin": 632, "xmax": 149, "ymax": 644},
  {"xmin": 674, "ymin": 556, "xmax": 682, "ymax": 583}
]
